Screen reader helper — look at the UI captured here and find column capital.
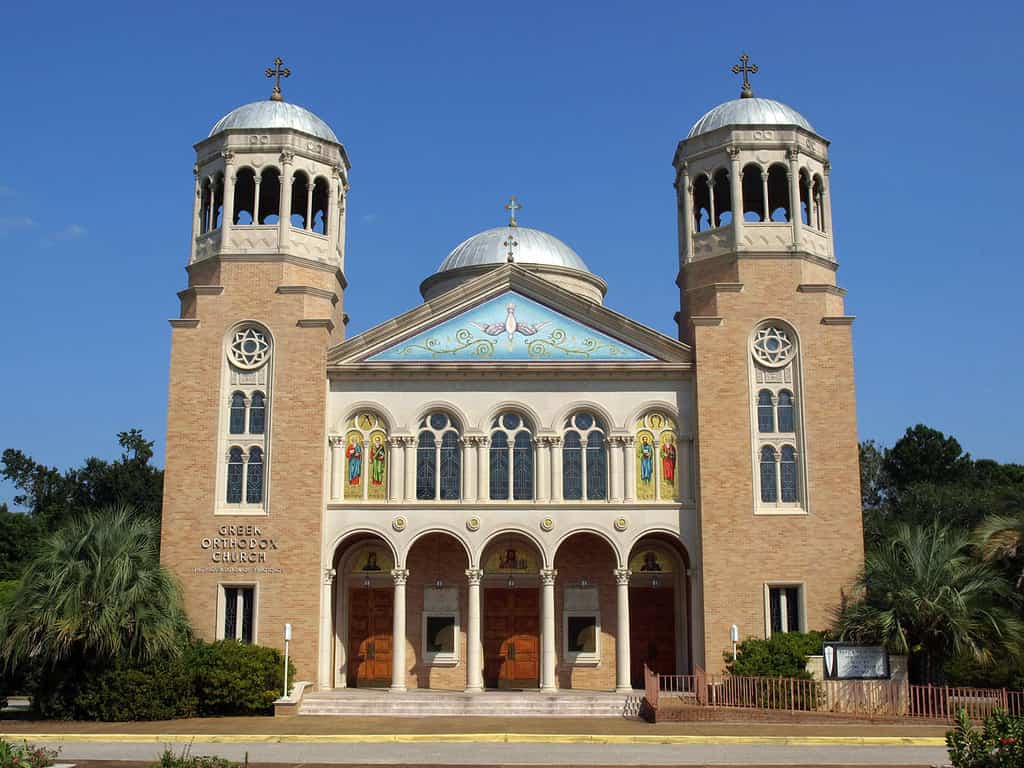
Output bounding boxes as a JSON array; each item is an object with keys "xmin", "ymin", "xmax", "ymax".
[
  {"xmin": 823, "ymin": 160, "xmax": 832, "ymax": 175},
  {"xmin": 387, "ymin": 436, "xmax": 405, "ymax": 448},
  {"xmin": 465, "ymin": 568, "xmax": 483, "ymax": 586},
  {"xmin": 391, "ymin": 568, "xmax": 409, "ymax": 586},
  {"xmin": 613, "ymin": 567, "xmax": 632, "ymax": 586},
  {"xmin": 322, "ymin": 567, "xmax": 337, "ymax": 585},
  {"xmin": 787, "ymin": 146, "xmax": 801, "ymax": 163},
  {"xmin": 539, "ymin": 568, "xmax": 557, "ymax": 586},
  {"xmin": 220, "ymin": 149, "xmax": 235, "ymax": 163},
  {"xmin": 328, "ymin": 435, "xmax": 346, "ymax": 448},
  {"xmin": 280, "ymin": 150, "xmax": 295, "ymax": 164},
  {"xmin": 726, "ymin": 145, "xmax": 741, "ymax": 160},
  {"xmin": 622, "ymin": 435, "xmax": 636, "ymax": 447}
]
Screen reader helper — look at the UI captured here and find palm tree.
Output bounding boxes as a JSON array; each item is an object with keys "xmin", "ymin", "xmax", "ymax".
[
  {"xmin": 837, "ymin": 520, "xmax": 1024, "ymax": 684},
  {"xmin": 974, "ymin": 501, "xmax": 1024, "ymax": 590},
  {"xmin": 0, "ymin": 505, "xmax": 188, "ymax": 674}
]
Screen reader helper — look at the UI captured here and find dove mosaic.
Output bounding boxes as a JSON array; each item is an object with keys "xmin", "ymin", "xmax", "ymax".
[{"xmin": 368, "ymin": 292, "xmax": 654, "ymax": 362}]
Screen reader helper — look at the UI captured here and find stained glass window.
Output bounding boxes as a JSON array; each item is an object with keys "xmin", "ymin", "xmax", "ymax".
[
  {"xmin": 416, "ymin": 431, "xmax": 436, "ymax": 500},
  {"xmin": 777, "ymin": 391, "xmax": 794, "ymax": 433},
  {"xmin": 513, "ymin": 431, "xmax": 533, "ymax": 500},
  {"xmin": 226, "ymin": 447, "xmax": 244, "ymax": 503},
  {"xmin": 780, "ymin": 445, "xmax": 798, "ymax": 503},
  {"xmin": 760, "ymin": 446, "xmax": 777, "ymax": 503},
  {"xmin": 585, "ymin": 430, "xmax": 607, "ymax": 500},
  {"xmin": 439, "ymin": 431, "xmax": 461, "ymax": 500},
  {"xmin": 563, "ymin": 431, "xmax": 583, "ymax": 500},
  {"xmin": 757, "ymin": 390, "xmax": 774, "ymax": 433},
  {"xmin": 489, "ymin": 432, "xmax": 509, "ymax": 500},
  {"xmin": 241, "ymin": 587, "xmax": 254, "ymax": 643},
  {"xmin": 224, "ymin": 587, "xmax": 238, "ymax": 639},
  {"xmin": 246, "ymin": 447, "xmax": 263, "ymax": 504},
  {"xmin": 785, "ymin": 587, "xmax": 800, "ymax": 632},
  {"xmin": 229, "ymin": 392, "xmax": 246, "ymax": 434},
  {"xmin": 249, "ymin": 391, "xmax": 266, "ymax": 434},
  {"xmin": 222, "ymin": 586, "xmax": 255, "ymax": 643}
]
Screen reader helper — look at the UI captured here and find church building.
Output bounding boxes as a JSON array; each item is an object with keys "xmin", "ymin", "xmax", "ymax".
[{"xmin": 160, "ymin": 57, "xmax": 863, "ymax": 695}]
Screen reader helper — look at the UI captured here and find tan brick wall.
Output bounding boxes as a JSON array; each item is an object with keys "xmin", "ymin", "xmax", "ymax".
[
  {"xmin": 161, "ymin": 256, "xmax": 342, "ymax": 683},
  {"xmin": 682, "ymin": 254, "xmax": 863, "ymax": 674}
]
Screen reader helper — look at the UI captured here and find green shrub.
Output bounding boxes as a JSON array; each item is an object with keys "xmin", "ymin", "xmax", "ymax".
[
  {"xmin": 72, "ymin": 656, "xmax": 197, "ymax": 721},
  {"xmin": 187, "ymin": 640, "xmax": 293, "ymax": 716},
  {"xmin": 0, "ymin": 738, "xmax": 59, "ymax": 768},
  {"xmin": 156, "ymin": 746, "xmax": 239, "ymax": 768},
  {"xmin": 726, "ymin": 631, "xmax": 824, "ymax": 679},
  {"xmin": 947, "ymin": 708, "xmax": 1024, "ymax": 767}
]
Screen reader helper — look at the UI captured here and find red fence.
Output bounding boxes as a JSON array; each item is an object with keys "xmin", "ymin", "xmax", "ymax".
[{"xmin": 643, "ymin": 666, "xmax": 1024, "ymax": 722}]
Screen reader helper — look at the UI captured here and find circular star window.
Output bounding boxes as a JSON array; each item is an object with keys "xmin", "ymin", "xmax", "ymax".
[
  {"xmin": 751, "ymin": 326, "xmax": 794, "ymax": 367},
  {"xmin": 228, "ymin": 326, "xmax": 271, "ymax": 370}
]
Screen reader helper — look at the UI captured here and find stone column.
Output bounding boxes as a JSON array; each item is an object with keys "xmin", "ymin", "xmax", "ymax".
[
  {"xmin": 476, "ymin": 436, "xmax": 489, "ymax": 501},
  {"xmin": 278, "ymin": 153, "xmax": 293, "ymax": 250},
  {"xmin": 190, "ymin": 165, "xmax": 202, "ymax": 255},
  {"xmin": 550, "ymin": 437, "xmax": 562, "ymax": 502},
  {"xmin": 540, "ymin": 568, "xmax": 557, "ymax": 691},
  {"xmin": 535, "ymin": 438, "xmax": 550, "ymax": 503},
  {"xmin": 252, "ymin": 175, "xmax": 262, "ymax": 224},
  {"xmin": 822, "ymin": 161, "xmax": 833, "ymax": 238},
  {"xmin": 221, "ymin": 151, "xmax": 235, "ymax": 250},
  {"xmin": 305, "ymin": 182, "xmax": 315, "ymax": 231},
  {"xmin": 361, "ymin": 439, "xmax": 370, "ymax": 501},
  {"xmin": 679, "ymin": 162, "xmax": 693, "ymax": 264},
  {"xmin": 465, "ymin": 568, "xmax": 484, "ymax": 692},
  {"xmin": 329, "ymin": 436, "xmax": 344, "ymax": 501},
  {"xmin": 728, "ymin": 146, "xmax": 743, "ymax": 248},
  {"xmin": 614, "ymin": 568, "xmax": 632, "ymax": 692},
  {"xmin": 761, "ymin": 167, "xmax": 770, "ymax": 221},
  {"xmin": 707, "ymin": 175, "xmax": 717, "ymax": 229},
  {"xmin": 787, "ymin": 148, "xmax": 802, "ymax": 250},
  {"xmin": 387, "ymin": 437, "xmax": 403, "ymax": 502},
  {"xmin": 390, "ymin": 568, "xmax": 409, "ymax": 692},
  {"xmin": 404, "ymin": 438, "xmax": 417, "ymax": 502},
  {"xmin": 462, "ymin": 438, "xmax": 476, "ymax": 502},
  {"xmin": 623, "ymin": 436, "xmax": 636, "ymax": 503},
  {"xmin": 318, "ymin": 567, "xmax": 336, "ymax": 689},
  {"xmin": 609, "ymin": 437, "xmax": 624, "ymax": 503}
]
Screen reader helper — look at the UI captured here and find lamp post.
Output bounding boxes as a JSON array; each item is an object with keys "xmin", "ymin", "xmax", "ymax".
[
  {"xmin": 283, "ymin": 623, "xmax": 292, "ymax": 697},
  {"xmin": 730, "ymin": 624, "xmax": 739, "ymax": 662}
]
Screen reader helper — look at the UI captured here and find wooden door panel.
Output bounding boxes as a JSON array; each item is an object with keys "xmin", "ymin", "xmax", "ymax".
[
  {"xmin": 483, "ymin": 588, "xmax": 540, "ymax": 687},
  {"xmin": 630, "ymin": 587, "xmax": 676, "ymax": 687},
  {"xmin": 348, "ymin": 588, "xmax": 393, "ymax": 687}
]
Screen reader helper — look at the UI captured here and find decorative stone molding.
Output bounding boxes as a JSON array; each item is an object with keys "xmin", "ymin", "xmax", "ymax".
[
  {"xmin": 726, "ymin": 145, "xmax": 741, "ymax": 160},
  {"xmin": 821, "ymin": 316, "xmax": 856, "ymax": 325},
  {"xmin": 466, "ymin": 516, "xmax": 480, "ymax": 532},
  {"xmin": 539, "ymin": 568, "xmax": 557, "ymax": 586},
  {"xmin": 168, "ymin": 319, "xmax": 200, "ymax": 329},
  {"xmin": 280, "ymin": 150, "xmax": 295, "ymax": 164},
  {"xmin": 690, "ymin": 316, "xmax": 724, "ymax": 327},
  {"xmin": 391, "ymin": 516, "xmax": 407, "ymax": 532},
  {"xmin": 322, "ymin": 567, "xmax": 336, "ymax": 585},
  {"xmin": 787, "ymin": 147, "xmax": 801, "ymax": 162},
  {"xmin": 328, "ymin": 435, "xmax": 346, "ymax": 448},
  {"xmin": 540, "ymin": 516, "xmax": 554, "ymax": 533},
  {"xmin": 613, "ymin": 567, "xmax": 632, "ymax": 586},
  {"xmin": 465, "ymin": 568, "xmax": 483, "ymax": 586},
  {"xmin": 391, "ymin": 568, "xmax": 409, "ymax": 586},
  {"xmin": 613, "ymin": 516, "xmax": 629, "ymax": 532}
]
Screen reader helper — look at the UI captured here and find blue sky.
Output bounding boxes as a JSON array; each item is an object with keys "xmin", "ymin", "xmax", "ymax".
[{"xmin": 1, "ymin": 0, "xmax": 1022, "ymax": 502}]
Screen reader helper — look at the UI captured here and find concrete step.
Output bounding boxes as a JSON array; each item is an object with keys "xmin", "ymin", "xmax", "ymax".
[{"xmin": 297, "ymin": 691, "xmax": 642, "ymax": 718}]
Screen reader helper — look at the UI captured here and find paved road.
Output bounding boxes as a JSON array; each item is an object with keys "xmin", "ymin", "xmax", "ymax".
[{"xmin": 30, "ymin": 738, "xmax": 949, "ymax": 766}]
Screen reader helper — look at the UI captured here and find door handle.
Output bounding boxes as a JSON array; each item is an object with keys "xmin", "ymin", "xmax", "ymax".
[
  {"xmin": 507, "ymin": 642, "xmax": 516, "ymax": 660},
  {"xmin": 367, "ymin": 641, "xmax": 375, "ymax": 660}
]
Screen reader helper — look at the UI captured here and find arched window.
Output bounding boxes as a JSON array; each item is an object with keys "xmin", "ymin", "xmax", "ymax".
[
  {"xmin": 290, "ymin": 170, "xmax": 310, "ymax": 228},
  {"xmin": 229, "ymin": 392, "xmax": 246, "ymax": 434},
  {"xmin": 692, "ymin": 174, "xmax": 712, "ymax": 233},
  {"xmin": 812, "ymin": 175, "xmax": 825, "ymax": 231},
  {"xmin": 211, "ymin": 173, "xmax": 224, "ymax": 230},
  {"xmin": 757, "ymin": 390, "xmax": 774, "ymax": 433},
  {"xmin": 246, "ymin": 447, "xmax": 264, "ymax": 504},
  {"xmin": 777, "ymin": 390, "xmax": 794, "ymax": 433},
  {"xmin": 249, "ymin": 391, "xmax": 266, "ymax": 434},
  {"xmin": 257, "ymin": 168, "xmax": 281, "ymax": 225},
  {"xmin": 416, "ymin": 412, "xmax": 461, "ymax": 501},
  {"xmin": 562, "ymin": 412, "xmax": 607, "ymax": 501},
  {"xmin": 233, "ymin": 168, "xmax": 256, "ymax": 225},
  {"xmin": 767, "ymin": 164, "xmax": 790, "ymax": 222},
  {"xmin": 489, "ymin": 412, "xmax": 534, "ymax": 501},
  {"xmin": 311, "ymin": 177, "xmax": 329, "ymax": 235},
  {"xmin": 760, "ymin": 446, "xmax": 778, "ymax": 503},
  {"xmin": 226, "ymin": 447, "xmax": 244, "ymax": 503},
  {"xmin": 742, "ymin": 163, "xmax": 765, "ymax": 222},
  {"xmin": 713, "ymin": 168, "xmax": 732, "ymax": 227},
  {"xmin": 199, "ymin": 178, "xmax": 213, "ymax": 234},
  {"xmin": 780, "ymin": 446, "xmax": 798, "ymax": 503},
  {"xmin": 799, "ymin": 170, "xmax": 811, "ymax": 226}
]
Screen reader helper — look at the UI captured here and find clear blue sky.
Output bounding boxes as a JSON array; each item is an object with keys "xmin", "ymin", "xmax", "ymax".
[{"xmin": 1, "ymin": 0, "xmax": 1022, "ymax": 502}]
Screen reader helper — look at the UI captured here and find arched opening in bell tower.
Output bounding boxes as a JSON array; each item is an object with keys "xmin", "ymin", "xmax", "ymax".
[
  {"xmin": 767, "ymin": 164, "xmax": 790, "ymax": 222},
  {"xmin": 311, "ymin": 177, "xmax": 330, "ymax": 235},
  {"xmin": 290, "ymin": 170, "xmax": 310, "ymax": 228},
  {"xmin": 742, "ymin": 163, "xmax": 765, "ymax": 222},
  {"xmin": 257, "ymin": 167, "xmax": 281, "ymax": 224},
  {"xmin": 233, "ymin": 168, "xmax": 256, "ymax": 225},
  {"xmin": 712, "ymin": 168, "xmax": 732, "ymax": 227}
]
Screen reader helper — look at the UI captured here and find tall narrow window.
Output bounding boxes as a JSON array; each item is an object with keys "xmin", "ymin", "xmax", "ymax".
[
  {"xmin": 585, "ymin": 430, "xmax": 607, "ymax": 500},
  {"xmin": 489, "ymin": 432, "xmax": 509, "ymax": 500},
  {"xmin": 222, "ymin": 586, "xmax": 255, "ymax": 643},
  {"xmin": 229, "ymin": 392, "xmax": 246, "ymax": 434},
  {"xmin": 416, "ymin": 432, "xmax": 437, "ymax": 500},
  {"xmin": 768, "ymin": 585, "xmax": 801, "ymax": 635},
  {"xmin": 757, "ymin": 390, "xmax": 774, "ymax": 433},
  {"xmin": 759, "ymin": 446, "xmax": 777, "ymax": 503},
  {"xmin": 249, "ymin": 391, "xmax": 266, "ymax": 434},
  {"xmin": 416, "ymin": 412, "xmax": 461, "ymax": 501},
  {"xmin": 563, "ymin": 432, "xmax": 583, "ymax": 500},
  {"xmin": 512, "ymin": 431, "xmax": 533, "ymax": 500},
  {"xmin": 489, "ymin": 412, "xmax": 534, "ymax": 501},
  {"xmin": 439, "ymin": 432, "xmax": 461, "ymax": 500},
  {"xmin": 780, "ymin": 446, "xmax": 798, "ymax": 503},
  {"xmin": 562, "ymin": 412, "xmax": 606, "ymax": 501},
  {"xmin": 777, "ymin": 391, "xmax": 794, "ymax": 433},
  {"xmin": 226, "ymin": 447, "xmax": 244, "ymax": 503},
  {"xmin": 246, "ymin": 447, "xmax": 264, "ymax": 504}
]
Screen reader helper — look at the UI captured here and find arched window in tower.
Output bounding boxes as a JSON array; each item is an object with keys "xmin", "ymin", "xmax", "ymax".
[
  {"xmin": 812, "ymin": 174, "xmax": 826, "ymax": 231},
  {"xmin": 342, "ymin": 411, "xmax": 388, "ymax": 501},
  {"xmin": 211, "ymin": 173, "xmax": 224, "ymax": 230},
  {"xmin": 229, "ymin": 392, "xmax": 246, "ymax": 434},
  {"xmin": 713, "ymin": 168, "xmax": 732, "ymax": 227},
  {"xmin": 635, "ymin": 411, "xmax": 679, "ymax": 501},
  {"xmin": 257, "ymin": 167, "xmax": 281, "ymax": 225},
  {"xmin": 221, "ymin": 323, "xmax": 272, "ymax": 511},
  {"xmin": 692, "ymin": 174, "xmax": 712, "ymax": 232},
  {"xmin": 799, "ymin": 170, "xmax": 812, "ymax": 226},
  {"xmin": 767, "ymin": 164, "xmax": 790, "ymax": 222},
  {"xmin": 233, "ymin": 167, "xmax": 256, "ymax": 225},
  {"xmin": 562, "ymin": 412, "xmax": 607, "ymax": 501},
  {"xmin": 311, "ymin": 177, "xmax": 329, "ymax": 235},
  {"xmin": 757, "ymin": 390, "xmax": 774, "ymax": 433},
  {"xmin": 290, "ymin": 170, "xmax": 310, "ymax": 228},
  {"xmin": 199, "ymin": 178, "xmax": 213, "ymax": 234},
  {"xmin": 489, "ymin": 412, "xmax": 534, "ymax": 500},
  {"xmin": 416, "ymin": 412, "xmax": 461, "ymax": 501},
  {"xmin": 742, "ymin": 163, "xmax": 765, "ymax": 222},
  {"xmin": 749, "ymin": 322, "xmax": 805, "ymax": 511}
]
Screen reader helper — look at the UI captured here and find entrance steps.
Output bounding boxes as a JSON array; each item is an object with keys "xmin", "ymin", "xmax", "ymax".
[{"xmin": 299, "ymin": 689, "xmax": 642, "ymax": 718}]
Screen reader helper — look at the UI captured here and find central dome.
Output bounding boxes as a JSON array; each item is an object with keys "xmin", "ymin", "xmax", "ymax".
[
  {"xmin": 437, "ymin": 226, "xmax": 590, "ymax": 273},
  {"xmin": 688, "ymin": 97, "xmax": 813, "ymax": 138},
  {"xmin": 208, "ymin": 100, "xmax": 339, "ymax": 143}
]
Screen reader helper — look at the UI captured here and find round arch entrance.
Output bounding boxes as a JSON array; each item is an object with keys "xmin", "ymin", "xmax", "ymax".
[{"xmin": 627, "ymin": 534, "xmax": 691, "ymax": 688}]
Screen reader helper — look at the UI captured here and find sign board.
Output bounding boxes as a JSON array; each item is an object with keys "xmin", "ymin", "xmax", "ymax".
[{"xmin": 823, "ymin": 642, "xmax": 890, "ymax": 680}]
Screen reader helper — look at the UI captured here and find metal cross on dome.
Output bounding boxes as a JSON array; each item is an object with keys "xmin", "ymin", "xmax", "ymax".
[
  {"xmin": 265, "ymin": 57, "xmax": 291, "ymax": 102},
  {"xmin": 732, "ymin": 53, "xmax": 759, "ymax": 98},
  {"xmin": 504, "ymin": 196, "xmax": 522, "ymax": 227}
]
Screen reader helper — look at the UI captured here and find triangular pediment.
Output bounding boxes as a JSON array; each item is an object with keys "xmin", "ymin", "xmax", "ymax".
[{"xmin": 327, "ymin": 264, "xmax": 692, "ymax": 367}]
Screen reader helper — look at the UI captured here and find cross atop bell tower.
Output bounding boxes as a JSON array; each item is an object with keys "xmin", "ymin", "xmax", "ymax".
[
  {"xmin": 265, "ymin": 57, "xmax": 291, "ymax": 101},
  {"xmin": 731, "ymin": 53, "xmax": 758, "ymax": 98}
]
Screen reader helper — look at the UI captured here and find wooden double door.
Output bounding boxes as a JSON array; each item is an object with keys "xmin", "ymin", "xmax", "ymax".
[
  {"xmin": 483, "ymin": 587, "xmax": 540, "ymax": 688},
  {"xmin": 629, "ymin": 586, "xmax": 677, "ymax": 688},
  {"xmin": 347, "ymin": 587, "xmax": 393, "ymax": 687}
]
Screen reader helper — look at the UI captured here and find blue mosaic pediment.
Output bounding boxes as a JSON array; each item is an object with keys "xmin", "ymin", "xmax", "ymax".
[{"xmin": 368, "ymin": 292, "xmax": 654, "ymax": 362}]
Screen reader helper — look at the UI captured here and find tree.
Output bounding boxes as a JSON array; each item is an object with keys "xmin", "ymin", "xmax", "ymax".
[
  {"xmin": 974, "ymin": 499, "xmax": 1024, "ymax": 590},
  {"xmin": 0, "ymin": 505, "xmax": 188, "ymax": 677},
  {"xmin": 884, "ymin": 424, "xmax": 972, "ymax": 489},
  {"xmin": 0, "ymin": 504, "xmax": 40, "ymax": 581},
  {"xmin": 836, "ymin": 520, "xmax": 1024, "ymax": 684}
]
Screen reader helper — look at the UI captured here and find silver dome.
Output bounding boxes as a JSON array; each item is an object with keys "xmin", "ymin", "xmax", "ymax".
[
  {"xmin": 438, "ymin": 226, "xmax": 590, "ymax": 273},
  {"xmin": 209, "ymin": 100, "xmax": 339, "ymax": 143},
  {"xmin": 688, "ymin": 97, "xmax": 814, "ymax": 138}
]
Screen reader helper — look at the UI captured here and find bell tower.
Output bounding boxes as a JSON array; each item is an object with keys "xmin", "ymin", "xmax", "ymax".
[
  {"xmin": 161, "ymin": 61, "xmax": 350, "ymax": 680},
  {"xmin": 675, "ymin": 56, "xmax": 862, "ymax": 671}
]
